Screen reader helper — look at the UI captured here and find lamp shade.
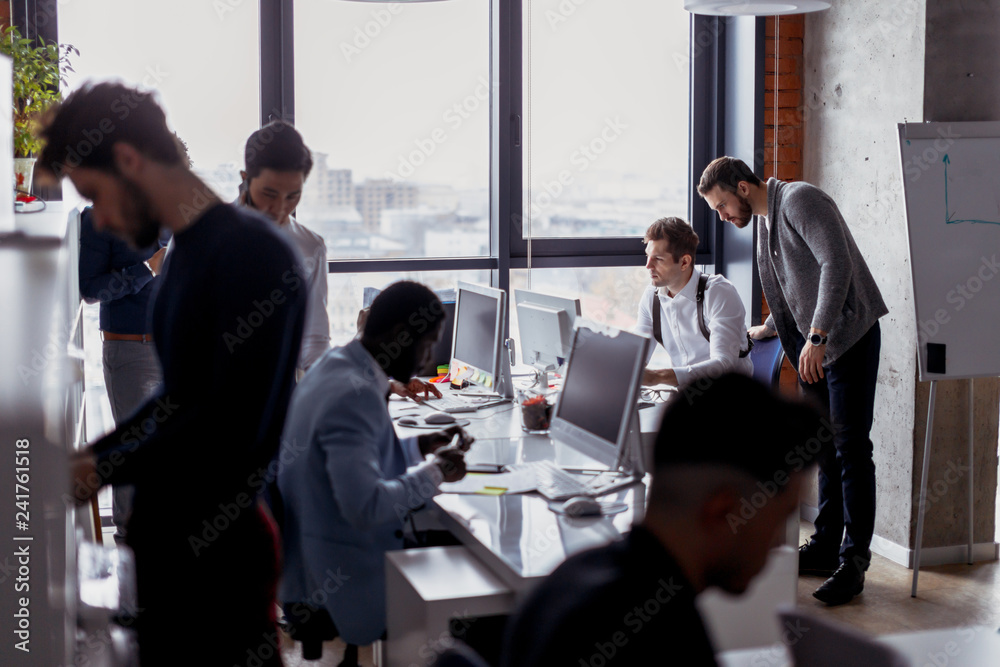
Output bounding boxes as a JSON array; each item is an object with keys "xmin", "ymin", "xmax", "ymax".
[{"xmin": 684, "ymin": 0, "xmax": 830, "ymax": 15}]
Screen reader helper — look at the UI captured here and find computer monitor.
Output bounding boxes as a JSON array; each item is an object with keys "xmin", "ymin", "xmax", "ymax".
[
  {"xmin": 549, "ymin": 320, "xmax": 651, "ymax": 473},
  {"xmin": 514, "ymin": 289, "xmax": 581, "ymax": 387},
  {"xmin": 450, "ymin": 281, "xmax": 511, "ymax": 397}
]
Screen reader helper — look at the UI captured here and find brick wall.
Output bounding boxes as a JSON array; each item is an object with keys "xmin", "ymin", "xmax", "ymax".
[{"xmin": 762, "ymin": 14, "xmax": 804, "ymax": 394}]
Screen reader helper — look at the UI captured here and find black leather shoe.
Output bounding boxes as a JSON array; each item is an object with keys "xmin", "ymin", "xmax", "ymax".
[
  {"xmin": 798, "ymin": 542, "xmax": 839, "ymax": 576},
  {"xmin": 812, "ymin": 562, "xmax": 865, "ymax": 606}
]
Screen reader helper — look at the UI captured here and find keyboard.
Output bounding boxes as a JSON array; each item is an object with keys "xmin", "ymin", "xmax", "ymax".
[
  {"xmin": 505, "ymin": 460, "xmax": 595, "ymax": 501},
  {"xmin": 422, "ymin": 394, "xmax": 479, "ymax": 413},
  {"xmin": 422, "ymin": 394, "xmax": 509, "ymax": 414}
]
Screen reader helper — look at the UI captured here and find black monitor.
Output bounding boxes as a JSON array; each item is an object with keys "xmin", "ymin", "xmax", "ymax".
[{"xmin": 550, "ymin": 320, "xmax": 650, "ymax": 470}]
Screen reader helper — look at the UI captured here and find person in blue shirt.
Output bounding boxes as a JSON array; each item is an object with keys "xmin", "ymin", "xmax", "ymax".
[
  {"xmin": 78, "ymin": 207, "xmax": 166, "ymax": 544},
  {"xmin": 279, "ymin": 280, "xmax": 471, "ymax": 648},
  {"xmin": 40, "ymin": 81, "xmax": 305, "ymax": 667}
]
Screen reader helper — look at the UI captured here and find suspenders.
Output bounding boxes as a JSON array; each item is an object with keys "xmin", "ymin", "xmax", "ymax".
[{"xmin": 651, "ymin": 274, "xmax": 753, "ymax": 358}]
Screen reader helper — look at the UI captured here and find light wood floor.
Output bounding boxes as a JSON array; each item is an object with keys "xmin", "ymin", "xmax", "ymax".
[{"xmin": 795, "ymin": 522, "xmax": 1000, "ymax": 637}]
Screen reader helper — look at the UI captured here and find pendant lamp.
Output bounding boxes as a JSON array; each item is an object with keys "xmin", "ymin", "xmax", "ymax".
[{"xmin": 684, "ymin": 0, "xmax": 830, "ymax": 15}]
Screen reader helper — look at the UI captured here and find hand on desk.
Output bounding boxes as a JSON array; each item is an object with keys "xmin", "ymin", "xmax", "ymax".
[
  {"xmin": 641, "ymin": 368, "xmax": 678, "ymax": 387},
  {"xmin": 390, "ymin": 378, "xmax": 443, "ymax": 402}
]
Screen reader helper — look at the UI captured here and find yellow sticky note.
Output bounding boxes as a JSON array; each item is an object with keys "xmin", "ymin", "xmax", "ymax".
[{"xmin": 475, "ymin": 486, "xmax": 507, "ymax": 496}]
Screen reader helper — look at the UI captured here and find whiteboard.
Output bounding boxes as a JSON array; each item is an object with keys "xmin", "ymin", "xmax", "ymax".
[{"xmin": 899, "ymin": 121, "xmax": 1000, "ymax": 381}]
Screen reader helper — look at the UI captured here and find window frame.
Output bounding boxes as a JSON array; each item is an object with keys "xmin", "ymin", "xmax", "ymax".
[{"xmin": 39, "ymin": 0, "xmax": 758, "ymax": 295}]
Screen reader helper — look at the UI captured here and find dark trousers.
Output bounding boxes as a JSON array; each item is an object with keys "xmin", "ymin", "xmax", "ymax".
[{"xmin": 795, "ymin": 322, "xmax": 881, "ymax": 571}]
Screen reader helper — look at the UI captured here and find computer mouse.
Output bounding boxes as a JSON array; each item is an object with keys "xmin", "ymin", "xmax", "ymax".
[
  {"xmin": 424, "ymin": 411, "xmax": 458, "ymax": 425},
  {"xmin": 559, "ymin": 496, "xmax": 603, "ymax": 517},
  {"xmin": 397, "ymin": 417, "xmax": 420, "ymax": 427}
]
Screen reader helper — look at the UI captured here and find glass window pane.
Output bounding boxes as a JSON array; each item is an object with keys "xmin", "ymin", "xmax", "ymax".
[
  {"xmin": 327, "ymin": 270, "xmax": 491, "ymax": 348},
  {"xmin": 58, "ymin": 1, "xmax": 261, "ymax": 199},
  {"xmin": 295, "ymin": 1, "xmax": 490, "ymax": 260},
  {"xmin": 523, "ymin": 0, "xmax": 690, "ymax": 239},
  {"xmin": 511, "ymin": 267, "xmax": 670, "ymax": 367}
]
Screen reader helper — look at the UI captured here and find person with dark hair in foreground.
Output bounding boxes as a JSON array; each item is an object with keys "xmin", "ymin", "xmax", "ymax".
[
  {"xmin": 279, "ymin": 280, "xmax": 472, "ymax": 648},
  {"xmin": 501, "ymin": 373, "xmax": 824, "ymax": 667},
  {"xmin": 240, "ymin": 120, "xmax": 331, "ymax": 373},
  {"xmin": 699, "ymin": 156, "xmax": 887, "ymax": 605},
  {"xmin": 43, "ymin": 81, "xmax": 306, "ymax": 666}
]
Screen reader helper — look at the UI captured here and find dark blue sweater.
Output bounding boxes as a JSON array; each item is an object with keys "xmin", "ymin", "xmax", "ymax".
[{"xmin": 78, "ymin": 207, "xmax": 165, "ymax": 335}]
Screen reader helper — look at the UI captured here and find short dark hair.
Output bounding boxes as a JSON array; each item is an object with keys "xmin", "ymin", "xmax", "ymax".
[
  {"xmin": 653, "ymin": 373, "xmax": 824, "ymax": 482},
  {"xmin": 244, "ymin": 120, "xmax": 313, "ymax": 180},
  {"xmin": 364, "ymin": 281, "xmax": 445, "ymax": 342},
  {"xmin": 38, "ymin": 81, "xmax": 183, "ymax": 178},
  {"xmin": 643, "ymin": 217, "xmax": 699, "ymax": 262},
  {"xmin": 697, "ymin": 156, "xmax": 762, "ymax": 197}
]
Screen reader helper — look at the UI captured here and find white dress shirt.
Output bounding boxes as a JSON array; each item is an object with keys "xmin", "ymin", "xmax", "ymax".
[
  {"xmin": 281, "ymin": 216, "xmax": 332, "ymax": 371},
  {"xmin": 634, "ymin": 268, "xmax": 753, "ymax": 385}
]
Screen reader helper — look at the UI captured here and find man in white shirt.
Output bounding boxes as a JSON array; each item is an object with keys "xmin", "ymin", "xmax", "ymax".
[
  {"xmin": 240, "ymin": 120, "xmax": 331, "ymax": 373},
  {"xmin": 635, "ymin": 217, "xmax": 753, "ymax": 386}
]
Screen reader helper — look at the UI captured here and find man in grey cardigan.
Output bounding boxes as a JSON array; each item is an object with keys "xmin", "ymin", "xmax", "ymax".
[{"xmin": 698, "ymin": 157, "xmax": 888, "ymax": 606}]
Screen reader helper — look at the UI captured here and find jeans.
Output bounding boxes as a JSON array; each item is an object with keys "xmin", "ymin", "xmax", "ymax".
[
  {"xmin": 102, "ymin": 339, "xmax": 162, "ymax": 544},
  {"xmin": 795, "ymin": 322, "xmax": 881, "ymax": 571}
]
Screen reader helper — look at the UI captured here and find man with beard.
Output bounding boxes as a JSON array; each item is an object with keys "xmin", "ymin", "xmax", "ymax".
[
  {"xmin": 636, "ymin": 216, "xmax": 753, "ymax": 388},
  {"xmin": 698, "ymin": 156, "xmax": 887, "ymax": 606},
  {"xmin": 39, "ymin": 82, "xmax": 305, "ymax": 666},
  {"xmin": 501, "ymin": 373, "xmax": 823, "ymax": 667}
]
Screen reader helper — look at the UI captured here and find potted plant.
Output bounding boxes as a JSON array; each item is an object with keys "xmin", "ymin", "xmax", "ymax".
[{"xmin": 0, "ymin": 26, "xmax": 77, "ymax": 195}]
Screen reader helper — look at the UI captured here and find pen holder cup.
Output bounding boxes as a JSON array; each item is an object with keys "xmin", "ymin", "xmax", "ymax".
[{"xmin": 518, "ymin": 390, "xmax": 555, "ymax": 434}]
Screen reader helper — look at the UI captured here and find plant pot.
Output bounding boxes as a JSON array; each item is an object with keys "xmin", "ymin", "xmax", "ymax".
[{"xmin": 13, "ymin": 157, "xmax": 35, "ymax": 195}]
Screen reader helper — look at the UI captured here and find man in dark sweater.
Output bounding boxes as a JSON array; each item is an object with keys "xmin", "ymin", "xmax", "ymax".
[
  {"xmin": 40, "ymin": 82, "xmax": 305, "ymax": 666},
  {"xmin": 699, "ymin": 157, "xmax": 888, "ymax": 606},
  {"xmin": 501, "ymin": 374, "xmax": 823, "ymax": 666},
  {"xmin": 78, "ymin": 207, "xmax": 166, "ymax": 544}
]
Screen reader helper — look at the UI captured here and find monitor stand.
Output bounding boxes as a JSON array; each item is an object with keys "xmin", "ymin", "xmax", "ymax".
[{"xmin": 617, "ymin": 408, "xmax": 647, "ymax": 478}]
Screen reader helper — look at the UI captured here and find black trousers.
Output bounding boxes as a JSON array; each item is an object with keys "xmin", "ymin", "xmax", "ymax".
[{"xmin": 795, "ymin": 322, "xmax": 881, "ymax": 571}]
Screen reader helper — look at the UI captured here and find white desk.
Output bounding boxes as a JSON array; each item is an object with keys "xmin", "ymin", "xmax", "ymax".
[{"xmin": 386, "ymin": 392, "xmax": 800, "ymax": 664}]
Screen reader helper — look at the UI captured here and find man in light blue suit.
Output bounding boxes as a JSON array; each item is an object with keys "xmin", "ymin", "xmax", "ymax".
[{"xmin": 278, "ymin": 281, "xmax": 471, "ymax": 648}]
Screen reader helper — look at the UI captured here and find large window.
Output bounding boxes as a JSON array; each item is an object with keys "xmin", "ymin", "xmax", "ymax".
[
  {"xmin": 522, "ymin": 0, "xmax": 691, "ymax": 241},
  {"xmin": 58, "ymin": 0, "xmax": 261, "ymax": 199},
  {"xmin": 295, "ymin": 0, "xmax": 490, "ymax": 260},
  {"xmin": 43, "ymin": 0, "xmax": 739, "ymax": 325}
]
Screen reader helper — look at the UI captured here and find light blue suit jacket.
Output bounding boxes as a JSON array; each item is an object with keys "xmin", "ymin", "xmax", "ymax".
[{"xmin": 278, "ymin": 340, "xmax": 440, "ymax": 644}]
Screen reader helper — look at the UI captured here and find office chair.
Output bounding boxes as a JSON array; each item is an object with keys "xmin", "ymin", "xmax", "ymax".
[
  {"xmin": 281, "ymin": 602, "xmax": 359, "ymax": 666},
  {"xmin": 748, "ymin": 335, "xmax": 786, "ymax": 388}
]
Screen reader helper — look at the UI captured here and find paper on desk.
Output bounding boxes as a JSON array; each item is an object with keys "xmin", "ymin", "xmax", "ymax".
[{"xmin": 439, "ymin": 470, "xmax": 537, "ymax": 495}]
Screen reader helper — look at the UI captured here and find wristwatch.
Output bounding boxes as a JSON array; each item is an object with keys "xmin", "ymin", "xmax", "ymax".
[
  {"xmin": 808, "ymin": 333, "xmax": 828, "ymax": 346},
  {"xmin": 144, "ymin": 260, "xmax": 156, "ymax": 277}
]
